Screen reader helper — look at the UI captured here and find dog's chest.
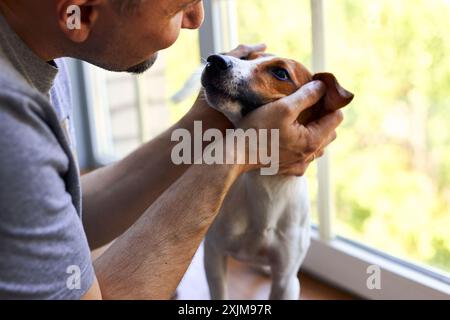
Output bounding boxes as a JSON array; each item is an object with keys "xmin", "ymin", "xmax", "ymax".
[{"xmin": 209, "ymin": 173, "xmax": 311, "ymax": 264}]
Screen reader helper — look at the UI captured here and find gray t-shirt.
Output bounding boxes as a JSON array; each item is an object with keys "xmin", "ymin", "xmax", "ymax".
[{"xmin": 0, "ymin": 14, "xmax": 94, "ymax": 299}]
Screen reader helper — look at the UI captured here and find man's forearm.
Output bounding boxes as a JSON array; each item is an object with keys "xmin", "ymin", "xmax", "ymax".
[
  {"xmin": 81, "ymin": 98, "xmax": 231, "ymax": 249},
  {"xmin": 92, "ymin": 161, "xmax": 242, "ymax": 299}
]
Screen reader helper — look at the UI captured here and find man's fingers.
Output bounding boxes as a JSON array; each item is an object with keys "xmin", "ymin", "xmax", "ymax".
[
  {"xmin": 278, "ymin": 81, "xmax": 326, "ymax": 120},
  {"xmin": 243, "ymin": 43, "xmax": 268, "ymax": 53},
  {"xmin": 280, "ymin": 163, "xmax": 309, "ymax": 177},
  {"xmin": 226, "ymin": 43, "xmax": 267, "ymax": 58},
  {"xmin": 320, "ymin": 131, "xmax": 338, "ymax": 150},
  {"xmin": 306, "ymin": 110, "xmax": 344, "ymax": 142},
  {"xmin": 316, "ymin": 149, "xmax": 325, "ymax": 158},
  {"xmin": 306, "ymin": 148, "xmax": 325, "ymax": 163}
]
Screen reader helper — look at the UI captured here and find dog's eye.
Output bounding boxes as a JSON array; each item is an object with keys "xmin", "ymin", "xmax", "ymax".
[{"xmin": 271, "ymin": 67, "xmax": 290, "ymax": 81}]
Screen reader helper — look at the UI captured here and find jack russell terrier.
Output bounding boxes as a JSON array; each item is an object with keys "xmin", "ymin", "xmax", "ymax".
[{"xmin": 201, "ymin": 52, "xmax": 354, "ymax": 300}]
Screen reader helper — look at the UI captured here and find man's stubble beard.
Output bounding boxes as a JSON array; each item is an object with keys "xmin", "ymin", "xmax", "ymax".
[
  {"xmin": 70, "ymin": 18, "xmax": 160, "ymax": 74},
  {"xmin": 125, "ymin": 52, "xmax": 159, "ymax": 74},
  {"xmin": 71, "ymin": 38, "xmax": 159, "ymax": 75}
]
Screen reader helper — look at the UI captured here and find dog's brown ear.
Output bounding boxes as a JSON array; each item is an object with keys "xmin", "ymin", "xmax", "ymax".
[{"xmin": 298, "ymin": 73, "xmax": 354, "ymax": 124}]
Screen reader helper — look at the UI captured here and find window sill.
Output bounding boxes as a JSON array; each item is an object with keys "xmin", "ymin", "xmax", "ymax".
[{"xmin": 302, "ymin": 229, "xmax": 450, "ymax": 300}]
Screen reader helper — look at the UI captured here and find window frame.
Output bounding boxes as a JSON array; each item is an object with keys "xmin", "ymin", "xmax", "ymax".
[
  {"xmin": 70, "ymin": 0, "xmax": 450, "ymax": 298},
  {"xmin": 303, "ymin": 228, "xmax": 450, "ymax": 299},
  {"xmin": 70, "ymin": 59, "xmax": 120, "ymax": 169}
]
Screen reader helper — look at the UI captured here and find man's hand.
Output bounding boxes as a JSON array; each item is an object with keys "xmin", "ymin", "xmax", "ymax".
[
  {"xmin": 224, "ymin": 43, "xmax": 267, "ymax": 58},
  {"xmin": 225, "ymin": 45, "xmax": 342, "ymax": 176},
  {"xmin": 187, "ymin": 43, "xmax": 343, "ymax": 177},
  {"xmin": 239, "ymin": 80, "xmax": 343, "ymax": 176}
]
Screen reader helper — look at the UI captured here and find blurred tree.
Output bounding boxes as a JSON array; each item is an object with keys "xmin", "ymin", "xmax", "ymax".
[{"xmin": 235, "ymin": 0, "xmax": 450, "ymax": 274}]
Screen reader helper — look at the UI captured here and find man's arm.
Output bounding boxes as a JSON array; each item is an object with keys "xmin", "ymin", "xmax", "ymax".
[
  {"xmin": 81, "ymin": 96, "xmax": 230, "ymax": 249},
  {"xmin": 82, "ymin": 44, "xmax": 266, "ymax": 250},
  {"xmin": 84, "ymin": 80, "xmax": 342, "ymax": 299},
  {"xmin": 93, "ymin": 157, "xmax": 243, "ymax": 299}
]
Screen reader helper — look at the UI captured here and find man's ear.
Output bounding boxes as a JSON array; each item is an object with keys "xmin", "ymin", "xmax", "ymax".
[
  {"xmin": 56, "ymin": 0, "xmax": 103, "ymax": 43},
  {"xmin": 297, "ymin": 73, "xmax": 354, "ymax": 124}
]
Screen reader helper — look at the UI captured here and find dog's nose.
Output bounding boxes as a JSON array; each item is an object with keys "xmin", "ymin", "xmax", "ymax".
[{"xmin": 207, "ymin": 54, "xmax": 232, "ymax": 71}]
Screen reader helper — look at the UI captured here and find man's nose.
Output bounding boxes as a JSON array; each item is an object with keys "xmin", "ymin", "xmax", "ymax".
[
  {"xmin": 181, "ymin": 2, "xmax": 205, "ymax": 30},
  {"xmin": 207, "ymin": 54, "xmax": 233, "ymax": 71}
]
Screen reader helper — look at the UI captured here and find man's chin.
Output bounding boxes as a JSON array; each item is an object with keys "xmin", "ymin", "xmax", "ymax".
[{"xmin": 125, "ymin": 53, "xmax": 159, "ymax": 74}]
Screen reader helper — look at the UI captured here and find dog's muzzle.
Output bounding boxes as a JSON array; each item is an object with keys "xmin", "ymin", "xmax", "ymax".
[
  {"xmin": 206, "ymin": 54, "xmax": 233, "ymax": 72},
  {"xmin": 201, "ymin": 54, "xmax": 233, "ymax": 91}
]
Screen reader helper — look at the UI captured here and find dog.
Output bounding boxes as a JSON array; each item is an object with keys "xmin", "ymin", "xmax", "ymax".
[{"xmin": 200, "ymin": 51, "xmax": 354, "ymax": 300}]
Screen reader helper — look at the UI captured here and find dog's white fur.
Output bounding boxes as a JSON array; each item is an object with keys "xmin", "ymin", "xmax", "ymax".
[
  {"xmin": 204, "ymin": 55, "xmax": 277, "ymax": 124},
  {"xmin": 203, "ymin": 55, "xmax": 311, "ymax": 300}
]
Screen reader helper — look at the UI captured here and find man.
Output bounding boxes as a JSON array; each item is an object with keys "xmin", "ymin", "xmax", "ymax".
[{"xmin": 0, "ymin": 0, "xmax": 342, "ymax": 299}]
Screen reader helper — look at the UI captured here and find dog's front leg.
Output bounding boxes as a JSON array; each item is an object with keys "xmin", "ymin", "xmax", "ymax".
[
  {"xmin": 269, "ymin": 266, "xmax": 301, "ymax": 300},
  {"xmin": 269, "ymin": 249, "xmax": 305, "ymax": 300},
  {"xmin": 204, "ymin": 240, "xmax": 228, "ymax": 300}
]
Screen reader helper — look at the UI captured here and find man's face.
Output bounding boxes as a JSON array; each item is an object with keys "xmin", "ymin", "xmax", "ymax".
[{"xmin": 78, "ymin": 0, "xmax": 204, "ymax": 73}]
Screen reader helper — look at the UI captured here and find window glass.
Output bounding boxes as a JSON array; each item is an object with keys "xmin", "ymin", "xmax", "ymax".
[{"xmin": 325, "ymin": 0, "xmax": 450, "ymax": 275}]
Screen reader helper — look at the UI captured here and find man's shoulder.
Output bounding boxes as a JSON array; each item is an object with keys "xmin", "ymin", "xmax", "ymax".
[
  {"xmin": 0, "ymin": 57, "xmax": 56, "ymax": 126},
  {"xmin": 0, "ymin": 57, "xmax": 51, "ymax": 111},
  {"xmin": 0, "ymin": 58, "xmax": 63, "ymax": 165},
  {"xmin": 0, "ymin": 57, "xmax": 29, "ymax": 90}
]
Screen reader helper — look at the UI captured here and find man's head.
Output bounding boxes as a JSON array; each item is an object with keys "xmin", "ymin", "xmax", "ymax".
[
  {"xmin": 0, "ymin": 0, "xmax": 204, "ymax": 73},
  {"xmin": 68, "ymin": 0, "xmax": 204, "ymax": 73}
]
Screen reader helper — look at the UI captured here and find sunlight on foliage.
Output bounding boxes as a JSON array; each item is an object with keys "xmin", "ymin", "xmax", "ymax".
[{"xmin": 236, "ymin": 0, "xmax": 450, "ymax": 274}]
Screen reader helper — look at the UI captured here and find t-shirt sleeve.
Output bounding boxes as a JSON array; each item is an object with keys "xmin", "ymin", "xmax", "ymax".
[{"xmin": 0, "ymin": 91, "xmax": 94, "ymax": 299}]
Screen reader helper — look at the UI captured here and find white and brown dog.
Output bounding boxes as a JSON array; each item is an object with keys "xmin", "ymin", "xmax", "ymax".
[{"xmin": 201, "ymin": 52, "xmax": 353, "ymax": 300}]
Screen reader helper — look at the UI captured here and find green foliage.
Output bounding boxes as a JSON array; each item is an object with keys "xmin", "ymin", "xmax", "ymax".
[
  {"xmin": 236, "ymin": 0, "xmax": 450, "ymax": 274},
  {"xmin": 430, "ymin": 238, "xmax": 450, "ymax": 271}
]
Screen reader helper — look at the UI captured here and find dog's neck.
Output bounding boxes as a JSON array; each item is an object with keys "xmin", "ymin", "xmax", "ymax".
[
  {"xmin": 243, "ymin": 171, "xmax": 306, "ymax": 230},
  {"xmin": 211, "ymin": 103, "xmax": 242, "ymax": 126}
]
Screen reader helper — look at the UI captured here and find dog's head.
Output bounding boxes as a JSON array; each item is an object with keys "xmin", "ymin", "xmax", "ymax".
[{"xmin": 201, "ymin": 52, "xmax": 354, "ymax": 125}]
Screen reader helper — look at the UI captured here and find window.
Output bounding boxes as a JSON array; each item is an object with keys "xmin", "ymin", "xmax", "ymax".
[
  {"xmin": 237, "ymin": 0, "xmax": 450, "ymax": 297},
  {"xmin": 71, "ymin": 0, "xmax": 450, "ymax": 298},
  {"xmin": 325, "ymin": 0, "xmax": 450, "ymax": 277}
]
